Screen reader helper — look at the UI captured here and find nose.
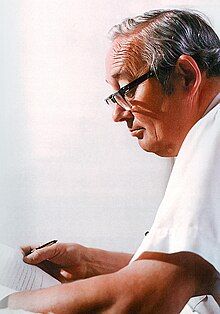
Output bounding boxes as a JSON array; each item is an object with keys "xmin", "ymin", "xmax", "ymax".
[{"xmin": 112, "ymin": 104, "xmax": 134, "ymax": 122}]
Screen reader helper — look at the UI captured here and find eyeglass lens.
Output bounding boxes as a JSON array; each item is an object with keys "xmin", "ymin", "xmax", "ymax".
[{"xmin": 107, "ymin": 93, "xmax": 131, "ymax": 111}]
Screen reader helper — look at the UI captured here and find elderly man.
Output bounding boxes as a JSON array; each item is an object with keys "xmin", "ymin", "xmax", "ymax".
[{"xmin": 6, "ymin": 9, "xmax": 220, "ymax": 313}]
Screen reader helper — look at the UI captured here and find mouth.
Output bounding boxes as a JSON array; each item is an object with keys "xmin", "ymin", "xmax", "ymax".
[{"xmin": 130, "ymin": 127, "xmax": 145, "ymax": 138}]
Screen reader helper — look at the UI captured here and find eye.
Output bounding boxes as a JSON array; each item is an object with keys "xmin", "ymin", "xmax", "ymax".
[{"xmin": 124, "ymin": 86, "xmax": 137, "ymax": 100}]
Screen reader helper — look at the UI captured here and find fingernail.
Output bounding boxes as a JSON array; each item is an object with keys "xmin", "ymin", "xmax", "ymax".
[{"xmin": 23, "ymin": 256, "xmax": 30, "ymax": 262}]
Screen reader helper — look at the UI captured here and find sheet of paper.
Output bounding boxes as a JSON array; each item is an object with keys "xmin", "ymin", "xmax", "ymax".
[{"xmin": 0, "ymin": 243, "xmax": 59, "ymax": 296}]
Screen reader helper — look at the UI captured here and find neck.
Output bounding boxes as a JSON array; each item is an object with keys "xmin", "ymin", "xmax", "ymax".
[{"xmin": 197, "ymin": 76, "xmax": 220, "ymax": 116}]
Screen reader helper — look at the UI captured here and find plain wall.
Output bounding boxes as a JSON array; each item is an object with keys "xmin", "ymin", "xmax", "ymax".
[{"xmin": 0, "ymin": 0, "xmax": 219, "ymax": 253}]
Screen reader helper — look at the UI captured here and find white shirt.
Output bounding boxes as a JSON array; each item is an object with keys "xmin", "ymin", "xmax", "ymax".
[{"xmin": 131, "ymin": 93, "xmax": 220, "ymax": 313}]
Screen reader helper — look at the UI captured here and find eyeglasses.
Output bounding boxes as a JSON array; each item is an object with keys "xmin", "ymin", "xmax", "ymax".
[{"xmin": 105, "ymin": 70, "xmax": 155, "ymax": 110}]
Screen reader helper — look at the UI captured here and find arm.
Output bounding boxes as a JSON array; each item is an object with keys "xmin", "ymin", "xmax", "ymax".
[
  {"xmin": 137, "ymin": 251, "xmax": 219, "ymax": 299},
  {"xmin": 8, "ymin": 251, "xmax": 219, "ymax": 313}
]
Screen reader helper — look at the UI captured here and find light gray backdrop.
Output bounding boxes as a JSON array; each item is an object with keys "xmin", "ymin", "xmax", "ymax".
[{"xmin": 0, "ymin": 0, "xmax": 219, "ymax": 253}]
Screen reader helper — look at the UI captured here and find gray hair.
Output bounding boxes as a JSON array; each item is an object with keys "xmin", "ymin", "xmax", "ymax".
[{"xmin": 108, "ymin": 9, "xmax": 220, "ymax": 93}]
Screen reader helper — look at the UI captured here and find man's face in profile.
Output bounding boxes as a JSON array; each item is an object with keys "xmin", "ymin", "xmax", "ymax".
[{"xmin": 105, "ymin": 38, "xmax": 196, "ymax": 157}]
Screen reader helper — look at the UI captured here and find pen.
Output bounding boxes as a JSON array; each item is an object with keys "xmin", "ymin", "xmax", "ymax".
[{"xmin": 30, "ymin": 240, "xmax": 58, "ymax": 254}]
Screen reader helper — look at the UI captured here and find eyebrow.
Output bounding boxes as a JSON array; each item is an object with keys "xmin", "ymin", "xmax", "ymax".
[
  {"xmin": 105, "ymin": 67, "xmax": 134, "ymax": 87},
  {"xmin": 105, "ymin": 73, "xmax": 122, "ymax": 85},
  {"xmin": 110, "ymin": 69, "xmax": 133, "ymax": 83},
  {"xmin": 111, "ymin": 73, "xmax": 122, "ymax": 79}
]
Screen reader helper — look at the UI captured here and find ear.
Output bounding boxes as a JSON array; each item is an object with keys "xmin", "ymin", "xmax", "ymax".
[{"xmin": 175, "ymin": 55, "xmax": 202, "ymax": 95}]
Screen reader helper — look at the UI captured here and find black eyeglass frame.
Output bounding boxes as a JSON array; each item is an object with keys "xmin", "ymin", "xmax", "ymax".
[{"xmin": 105, "ymin": 70, "xmax": 155, "ymax": 110}]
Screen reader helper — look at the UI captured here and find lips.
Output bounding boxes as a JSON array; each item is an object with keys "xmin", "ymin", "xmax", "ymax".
[{"xmin": 130, "ymin": 127, "xmax": 145, "ymax": 138}]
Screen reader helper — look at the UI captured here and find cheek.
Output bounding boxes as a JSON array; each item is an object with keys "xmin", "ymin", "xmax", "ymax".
[
  {"xmin": 133, "ymin": 114, "xmax": 158, "ymax": 136},
  {"xmin": 131, "ymin": 98, "xmax": 166, "ymax": 118},
  {"xmin": 135, "ymin": 83, "xmax": 166, "ymax": 112},
  {"xmin": 134, "ymin": 112, "xmax": 172, "ymax": 142},
  {"xmin": 133, "ymin": 112, "xmax": 160, "ymax": 131}
]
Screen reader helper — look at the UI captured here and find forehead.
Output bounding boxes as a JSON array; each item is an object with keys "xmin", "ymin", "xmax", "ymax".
[{"xmin": 105, "ymin": 36, "xmax": 142, "ymax": 85}]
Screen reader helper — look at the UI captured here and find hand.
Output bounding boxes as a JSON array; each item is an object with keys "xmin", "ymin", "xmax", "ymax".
[
  {"xmin": 22, "ymin": 243, "xmax": 132, "ymax": 283},
  {"xmin": 21, "ymin": 242, "xmax": 87, "ymax": 282}
]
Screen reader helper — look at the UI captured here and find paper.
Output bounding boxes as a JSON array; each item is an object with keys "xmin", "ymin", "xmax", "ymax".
[{"xmin": 0, "ymin": 243, "xmax": 59, "ymax": 301}]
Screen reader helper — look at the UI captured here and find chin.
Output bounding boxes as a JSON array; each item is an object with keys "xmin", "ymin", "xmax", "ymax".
[{"xmin": 138, "ymin": 139, "xmax": 177, "ymax": 157}]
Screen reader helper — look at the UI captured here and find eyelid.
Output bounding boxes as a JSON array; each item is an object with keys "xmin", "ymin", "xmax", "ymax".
[{"xmin": 124, "ymin": 86, "xmax": 138, "ymax": 98}]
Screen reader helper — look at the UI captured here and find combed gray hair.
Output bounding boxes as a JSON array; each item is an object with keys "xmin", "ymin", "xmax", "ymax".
[{"xmin": 108, "ymin": 9, "xmax": 220, "ymax": 93}]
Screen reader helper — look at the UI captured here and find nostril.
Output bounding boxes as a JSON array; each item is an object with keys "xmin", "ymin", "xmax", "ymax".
[{"xmin": 127, "ymin": 117, "xmax": 134, "ymax": 128}]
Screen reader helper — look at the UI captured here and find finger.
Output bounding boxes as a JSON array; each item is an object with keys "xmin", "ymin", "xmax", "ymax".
[
  {"xmin": 38, "ymin": 261, "xmax": 72, "ymax": 283},
  {"xmin": 37, "ymin": 261, "xmax": 64, "ymax": 282},
  {"xmin": 20, "ymin": 244, "xmax": 40, "ymax": 256},
  {"xmin": 23, "ymin": 243, "xmax": 59, "ymax": 264}
]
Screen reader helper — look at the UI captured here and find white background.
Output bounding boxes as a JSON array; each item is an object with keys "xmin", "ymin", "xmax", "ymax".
[{"xmin": 0, "ymin": 0, "xmax": 219, "ymax": 253}]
